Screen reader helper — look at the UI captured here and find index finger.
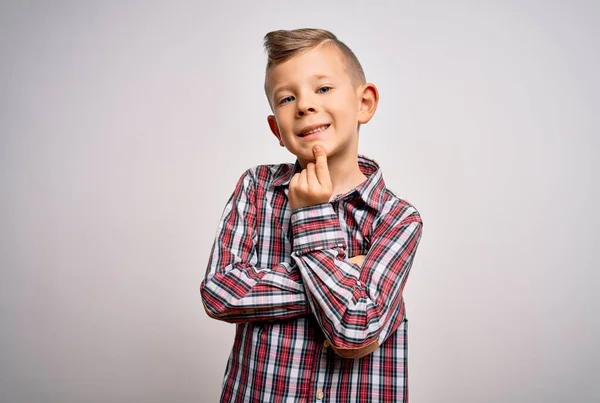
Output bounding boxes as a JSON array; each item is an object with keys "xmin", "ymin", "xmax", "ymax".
[{"xmin": 312, "ymin": 145, "xmax": 330, "ymax": 184}]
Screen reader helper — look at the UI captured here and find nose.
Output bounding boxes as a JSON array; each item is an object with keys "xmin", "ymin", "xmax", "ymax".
[{"xmin": 296, "ymin": 93, "xmax": 317, "ymax": 117}]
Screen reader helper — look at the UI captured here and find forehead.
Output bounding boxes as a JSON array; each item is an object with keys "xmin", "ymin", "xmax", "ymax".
[{"xmin": 266, "ymin": 45, "xmax": 351, "ymax": 93}]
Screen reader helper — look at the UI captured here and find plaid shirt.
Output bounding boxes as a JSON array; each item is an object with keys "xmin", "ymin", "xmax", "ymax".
[{"xmin": 200, "ymin": 155, "xmax": 423, "ymax": 402}]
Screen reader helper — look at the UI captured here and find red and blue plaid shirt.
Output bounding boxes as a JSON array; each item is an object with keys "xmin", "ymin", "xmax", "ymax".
[{"xmin": 200, "ymin": 154, "xmax": 423, "ymax": 402}]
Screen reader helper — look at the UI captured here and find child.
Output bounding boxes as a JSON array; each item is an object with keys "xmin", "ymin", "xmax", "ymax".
[{"xmin": 200, "ymin": 28, "xmax": 423, "ymax": 403}]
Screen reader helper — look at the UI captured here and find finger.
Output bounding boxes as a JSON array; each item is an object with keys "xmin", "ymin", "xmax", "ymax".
[
  {"xmin": 289, "ymin": 172, "xmax": 300, "ymax": 188},
  {"xmin": 349, "ymin": 254, "xmax": 366, "ymax": 265},
  {"xmin": 306, "ymin": 163, "xmax": 318, "ymax": 188},
  {"xmin": 299, "ymin": 169, "xmax": 308, "ymax": 188},
  {"xmin": 312, "ymin": 145, "xmax": 331, "ymax": 185},
  {"xmin": 348, "ymin": 255, "xmax": 364, "ymax": 263}
]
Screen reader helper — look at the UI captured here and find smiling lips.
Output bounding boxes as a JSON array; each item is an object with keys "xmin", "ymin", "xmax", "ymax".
[{"xmin": 297, "ymin": 124, "xmax": 330, "ymax": 138}]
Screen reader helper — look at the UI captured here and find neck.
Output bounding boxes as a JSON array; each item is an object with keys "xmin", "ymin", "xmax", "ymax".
[{"xmin": 328, "ymin": 153, "xmax": 367, "ymax": 197}]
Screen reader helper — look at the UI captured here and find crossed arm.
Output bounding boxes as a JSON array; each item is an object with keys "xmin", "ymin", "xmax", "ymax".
[
  {"xmin": 200, "ymin": 167, "xmax": 422, "ymax": 358},
  {"xmin": 199, "ymin": 169, "xmax": 368, "ymax": 324},
  {"xmin": 289, "ymin": 200, "xmax": 422, "ymax": 354},
  {"xmin": 200, "ymin": 170, "xmax": 309, "ymax": 323}
]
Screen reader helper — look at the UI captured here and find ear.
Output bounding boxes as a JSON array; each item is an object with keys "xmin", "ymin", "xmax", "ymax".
[
  {"xmin": 357, "ymin": 83, "xmax": 379, "ymax": 124},
  {"xmin": 267, "ymin": 115, "xmax": 285, "ymax": 147}
]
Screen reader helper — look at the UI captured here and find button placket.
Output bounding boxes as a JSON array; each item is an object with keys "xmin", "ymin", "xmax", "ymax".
[{"xmin": 313, "ymin": 338, "xmax": 328, "ymax": 402}]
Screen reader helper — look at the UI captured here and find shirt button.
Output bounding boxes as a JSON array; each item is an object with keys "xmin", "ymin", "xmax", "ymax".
[
  {"xmin": 323, "ymin": 340, "xmax": 330, "ymax": 350},
  {"xmin": 316, "ymin": 389, "xmax": 324, "ymax": 400}
]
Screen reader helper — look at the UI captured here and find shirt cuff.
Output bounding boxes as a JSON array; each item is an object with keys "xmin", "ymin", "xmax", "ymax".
[{"xmin": 291, "ymin": 203, "xmax": 346, "ymax": 255}]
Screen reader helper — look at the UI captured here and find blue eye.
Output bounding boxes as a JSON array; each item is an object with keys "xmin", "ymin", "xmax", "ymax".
[
  {"xmin": 279, "ymin": 96, "xmax": 294, "ymax": 105},
  {"xmin": 317, "ymin": 86, "xmax": 332, "ymax": 94}
]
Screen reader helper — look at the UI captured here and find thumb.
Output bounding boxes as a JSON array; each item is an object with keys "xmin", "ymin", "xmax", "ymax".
[{"xmin": 313, "ymin": 145, "xmax": 330, "ymax": 184}]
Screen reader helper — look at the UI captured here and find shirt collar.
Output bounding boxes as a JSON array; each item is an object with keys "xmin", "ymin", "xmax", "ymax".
[{"xmin": 271, "ymin": 154, "xmax": 387, "ymax": 211}]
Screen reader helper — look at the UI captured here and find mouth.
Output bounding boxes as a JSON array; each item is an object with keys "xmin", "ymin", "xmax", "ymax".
[{"xmin": 297, "ymin": 124, "xmax": 331, "ymax": 138}]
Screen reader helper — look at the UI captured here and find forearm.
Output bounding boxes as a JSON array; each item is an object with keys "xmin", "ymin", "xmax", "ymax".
[
  {"xmin": 201, "ymin": 260, "xmax": 310, "ymax": 323},
  {"xmin": 290, "ymin": 203, "xmax": 422, "ymax": 349},
  {"xmin": 201, "ymin": 169, "xmax": 311, "ymax": 323},
  {"xmin": 292, "ymin": 248, "xmax": 388, "ymax": 346}
]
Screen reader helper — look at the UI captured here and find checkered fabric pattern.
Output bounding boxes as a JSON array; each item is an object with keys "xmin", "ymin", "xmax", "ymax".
[{"xmin": 201, "ymin": 155, "xmax": 423, "ymax": 402}]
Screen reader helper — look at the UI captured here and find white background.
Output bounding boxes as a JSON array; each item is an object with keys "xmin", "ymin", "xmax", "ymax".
[{"xmin": 1, "ymin": 1, "xmax": 598, "ymax": 402}]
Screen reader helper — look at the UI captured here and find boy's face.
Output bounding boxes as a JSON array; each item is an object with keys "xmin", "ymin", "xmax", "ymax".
[{"xmin": 266, "ymin": 45, "xmax": 377, "ymax": 165}]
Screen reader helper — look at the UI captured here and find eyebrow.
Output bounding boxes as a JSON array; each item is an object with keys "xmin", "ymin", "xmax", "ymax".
[{"xmin": 313, "ymin": 74, "xmax": 333, "ymax": 80}]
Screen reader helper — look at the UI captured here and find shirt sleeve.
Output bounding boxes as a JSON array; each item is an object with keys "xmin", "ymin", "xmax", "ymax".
[
  {"xmin": 200, "ymin": 169, "xmax": 309, "ymax": 323},
  {"xmin": 290, "ymin": 200, "xmax": 423, "ymax": 353}
]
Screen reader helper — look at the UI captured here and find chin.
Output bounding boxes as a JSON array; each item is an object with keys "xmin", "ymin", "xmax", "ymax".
[{"xmin": 300, "ymin": 145, "xmax": 329, "ymax": 160}]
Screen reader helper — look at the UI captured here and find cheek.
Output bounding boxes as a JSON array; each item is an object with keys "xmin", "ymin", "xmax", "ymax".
[
  {"xmin": 333, "ymin": 106, "xmax": 357, "ymax": 127},
  {"xmin": 331, "ymin": 94, "xmax": 358, "ymax": 121},
  {"xmin": 274, "ymin": 114, "xmax": 293, "ymax": 134}
]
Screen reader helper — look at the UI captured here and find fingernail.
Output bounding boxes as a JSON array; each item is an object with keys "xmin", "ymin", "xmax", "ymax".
[{"xmin": 314, "ymin": 145, "xmax": 321, "ymax": 152}]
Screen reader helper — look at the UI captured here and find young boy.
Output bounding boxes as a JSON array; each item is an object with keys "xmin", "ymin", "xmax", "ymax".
[{"xmin": 200, "ymin": 28, "xmax": 423, "ymax": 403}]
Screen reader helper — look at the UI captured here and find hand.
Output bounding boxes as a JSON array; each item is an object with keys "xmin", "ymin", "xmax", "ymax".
[
  {"xmin": 348, "ymin": 254, "xmax": 366, "ymax": 267},
  {"xmin": 330, "ymin": 339, "xmax": 379, "ymax": 359},
  {"xmin": 288, "ymin": 145, "xmax": 333, "ymax": 211}
]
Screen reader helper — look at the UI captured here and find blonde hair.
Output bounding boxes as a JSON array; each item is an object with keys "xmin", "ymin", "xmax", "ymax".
[{"xmin": 263, "ymin": 28, "xmax": 366, "ymax": 95}]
